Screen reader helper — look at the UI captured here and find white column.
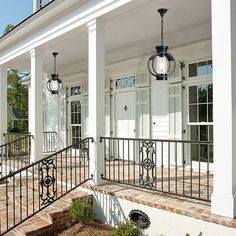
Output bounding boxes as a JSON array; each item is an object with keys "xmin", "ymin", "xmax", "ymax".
[
  {"xmin": 33, "ymin": 0, "xmax": 38, "ymax": 12},
  {"xmin": 211, "ymin": 0, "xmax": 236, "ymax": 218},
  {"xmin": 0, "ymin": 67, "xmax": 7, "ymax": 144},
  {"xmin": 87, "ymin": 19, "xmax": 105, "ymax": 185},
  {"xmin": 29, "ymin": 49, "xmax": 43, "ymax": 162}
]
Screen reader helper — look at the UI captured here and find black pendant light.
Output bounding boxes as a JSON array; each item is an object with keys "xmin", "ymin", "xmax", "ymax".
[
  {"xmin": 47, "ymin": 52, "xmax": 63, "ymax": 94},
  {"xmin": 148, "ymin": 8, "xmax": 176, "ymax": 80}
]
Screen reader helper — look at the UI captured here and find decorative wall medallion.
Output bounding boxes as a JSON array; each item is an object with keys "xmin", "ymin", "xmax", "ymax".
[{"xmin": 129, "ymin": 209, "xmax": 151, "ymax": 229}]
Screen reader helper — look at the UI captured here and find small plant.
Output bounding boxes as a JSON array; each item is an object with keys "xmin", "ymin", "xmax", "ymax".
[
  {"xmin": 68, "ymin": 196, "xmax": 95, "ymax": 226},
  {"xmin": 113, "ymin": 221, "xmax": 143, "ymax": 236}
]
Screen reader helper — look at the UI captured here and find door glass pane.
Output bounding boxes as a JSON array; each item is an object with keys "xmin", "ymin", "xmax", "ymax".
[
  {"xmin": 200, "ymin": 144, "xmax": 208, "ymax": 162},
  {"xmin": 189, "ymin": 105, "xmax": 198, "ymax": 122},
  {"xmin": 209, "ymin": 125, "xmax": 213, "ymax": 141},
  {"xmin": 199, "ymin": 104, "xmax": 207, "ymax": 122},
  {"xmin": 210, "ymin": 145, "xmax": 213, "ymax": 163},
  {"xmin": 191, "ymin": 126, "xmax": 198, "ymax": 141},
  {"xmin": 200, "ymin": 125, "xmax": 208, "ymax": 141},
  {"xmin": 189, "ymin": 63, "xmax": 197, "ymax": 77},
  {"xmin": 208, "ymin": 84, "xmax": 213, "ymax": 102},
  {"xmin": 189, "ymin": 86, "xmax": 197, "ymax": 104},
  {"xmin": 198, "ymin": 85, "xmax": 208, "ymax": 103},
  {"xmin": 208, "ymin": 104, "xmax": 213, "ymax": 122},
  {"xmin": 191, "ymin": 144, "xmax": 198, "ymax": 162}
]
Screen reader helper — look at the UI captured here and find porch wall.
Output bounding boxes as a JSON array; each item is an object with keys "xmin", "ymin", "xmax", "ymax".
[{"xmin": 93, "ymin": 190, "xmax": 236, "ymax": 236}]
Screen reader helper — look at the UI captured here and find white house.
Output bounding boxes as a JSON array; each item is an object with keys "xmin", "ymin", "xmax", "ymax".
[{"xmin": 0, "ymin": 0, "xmax": 236, "ymax": 235}]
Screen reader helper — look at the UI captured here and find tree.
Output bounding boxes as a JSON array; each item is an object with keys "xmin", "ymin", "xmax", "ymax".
[
  {"xmin": 7, "ymin": 70, "xmax": 28, "ymax": 132},
  {"xmin": 3, "ymin": 25, "xmax": 28, "ymax": 132},
  {"xmin": 3, "ymin": 24, "xmax": 14, "ymax": 35}
]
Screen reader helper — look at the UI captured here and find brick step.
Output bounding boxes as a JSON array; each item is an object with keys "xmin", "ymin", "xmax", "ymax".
[{"xmin": 3, "ymin": 188, "xmax": 92, "ymax": 236}]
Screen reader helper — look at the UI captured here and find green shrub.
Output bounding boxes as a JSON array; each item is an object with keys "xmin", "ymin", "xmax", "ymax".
[
  {"xmin": 113, "ymin": 221, "xmax": 143, "ymax": 236},
  {"xmin": 68, "ymin": 196, "xmax": 95, "ymax": 225}
]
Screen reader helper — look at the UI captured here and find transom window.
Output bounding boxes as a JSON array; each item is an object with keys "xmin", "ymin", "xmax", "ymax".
[
  {"xmin": 189, "ymin": 60, "xmax": 212, "ymax": 77},
  {"xmin": 70, "ymin": 86, "xmax": 81, "ymax": 96},
  {"xmin": 116, "ymin": 76, "xmax": 135, "ymax": 89}
]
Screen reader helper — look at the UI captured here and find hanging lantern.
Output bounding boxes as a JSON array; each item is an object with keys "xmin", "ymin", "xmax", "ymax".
[
  {"xmin": 148, "ymin": 8, "xmax": 176, "ymax": 80},
  {"xmin": 47, "ymin": 52, "xmax": 63, "ymax": 94}
]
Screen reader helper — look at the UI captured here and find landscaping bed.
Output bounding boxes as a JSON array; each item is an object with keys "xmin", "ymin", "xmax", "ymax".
[{"xmin": 58, "ymin": 221, "xmax": 113, "ymax": 236}]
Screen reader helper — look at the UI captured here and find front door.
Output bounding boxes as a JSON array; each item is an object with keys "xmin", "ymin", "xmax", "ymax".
[
  {"xmin": 116, "ymin": 91, "xmax": 135, "ymax": 138},
  {"xmin": 69, "ymin": 100, "xmax": 82, "ymax": 147},
  {"xmin": 115, "ymin": 91, "xmax": 135, "ymax": 161},
  {"xmin": 188, "ymin": 84, "xmax": 213, "ymax": 168}
]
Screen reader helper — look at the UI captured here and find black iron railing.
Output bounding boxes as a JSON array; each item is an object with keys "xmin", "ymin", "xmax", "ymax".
[
  {"xmin": 100, "ymin": 137, "xmax": 213, "ymax": 202},
  {"xmin": 43, "ymin": 131, "xmax": 57, "ymax": 153},
  {"xmin": 0, "ymin": 135, "xmax": 32, "ymax": 177},
  {"xmin": 3, "ymin": 133, "xmax": 30, "ymax": 143},
  {"xmin": 0, "ymin": 137, "xmax": 93, "ymax": 236},
  {"xmin": 4, "ymin": 132, "xmax": 58, "ymax": 154}
]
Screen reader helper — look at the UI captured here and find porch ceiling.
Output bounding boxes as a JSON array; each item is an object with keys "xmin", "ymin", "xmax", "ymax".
[{"xmin": 7, "ymin": 0, "xmax": 211, "ymax": 77}]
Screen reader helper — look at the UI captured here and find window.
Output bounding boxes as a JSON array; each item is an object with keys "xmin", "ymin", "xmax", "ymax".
[
  {"xmin": 116, "ymin": 76, "xmax": 135, "ymax": 89},
  {"xmin": 70, "ymin": 86, "xmax": 81, "ymax": 96},
  {"xmin": 189, "ymin": 84, "xmax": 213, "ymax": 123},
  {"xmin": 188, "ymin": 84, "xmax": 213, "ymax": 163},
  {"xmin": 189, "ymin": 60, "xmax": 212, "ymax": 77}
]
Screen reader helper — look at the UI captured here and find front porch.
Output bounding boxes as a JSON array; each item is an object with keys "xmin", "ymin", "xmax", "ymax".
[{"xmin": 0, "ymin": 0, "xmax": 236, "ymax": 234}]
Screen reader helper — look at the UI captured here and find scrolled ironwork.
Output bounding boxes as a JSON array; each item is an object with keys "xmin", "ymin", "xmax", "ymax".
[
  {"xmin": 139, "ymin": 140, "xmax": 156, "ymax": 188},
  {"xmin": 39, "ymin": 157, "xmax": 56, "ymax": 205}
]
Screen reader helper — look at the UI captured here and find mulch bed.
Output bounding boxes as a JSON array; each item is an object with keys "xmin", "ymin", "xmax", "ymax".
[{"xmin": 58, "ymin": 222, "xmax": 113, "ymax": 236}]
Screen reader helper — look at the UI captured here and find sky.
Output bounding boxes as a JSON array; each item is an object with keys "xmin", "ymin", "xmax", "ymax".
[{"xmin": 0, "ymin": 0, "xmax": 33, "ymax": 36}]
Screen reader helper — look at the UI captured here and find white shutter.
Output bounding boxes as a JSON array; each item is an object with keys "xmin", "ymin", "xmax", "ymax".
[
  {"xmin": 135, "ymin": 72, "xmax": 149, "ymax": 88},
  {"xmin": 105, "ymin": 80, "xmax": 111, "ymax": 92},
  {"xmin": 105, "ymin": 93, "xmax": 110, "ymax": 136},
  {"xmin": 169, "ymin": 85, "xmax": 182, "ymax": 139},
  {"xmin": 136, "ymin": 88, "xmax": 150, "ymax": 138},
  {"xmin": 81, "ymin": 82, "xmax": 88, "ymax": 96},
  {"xmin": 81, "ymin": 96, "xmax": 88, "ymax": 138},
  {"xmin": 169, "ymin": 85, "xmax": 182, "ymax": 165},
  {"xmin": 169, "ymin": 61, "xmax": 182, "ymax": 83}
]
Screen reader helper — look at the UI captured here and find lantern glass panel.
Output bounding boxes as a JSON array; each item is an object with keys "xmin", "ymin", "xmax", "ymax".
[
  {"xmin": 154, "ymin": 55, "xmax": 168, "ymax": 74},
  {"xmin": 50, "ymin": 80, "xmax": 60, "ymax": 91}
]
